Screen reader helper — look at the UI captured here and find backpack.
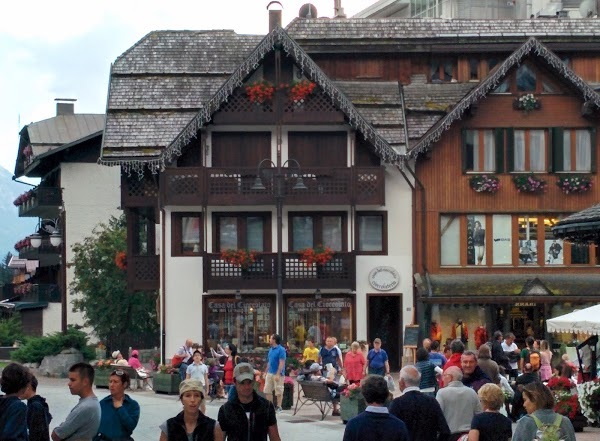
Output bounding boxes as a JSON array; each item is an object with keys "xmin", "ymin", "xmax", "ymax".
[
  {"xmin": 531, "ymin": 413, "xmax": 562, "ymax": 439},
  {"xmin": 529, "ymin": 350, "xmax": 541, "ymax": 371}
]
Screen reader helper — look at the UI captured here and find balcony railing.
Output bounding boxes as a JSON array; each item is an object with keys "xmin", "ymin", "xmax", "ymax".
[
  {"xmin": 128, "ymin": 255, "xmax": 160, "ymax": 291},
  {"xmin": 18, "ymin": 237, "xmax": 60, "ymax": 266},
  {"xmin": 18, "ymin": 186, "xmax": 62, "ymax": 218},
  {"xmin": 161, "ymin": 166, "xmax": 385, "ymax": 206},
  {"xmin": 122, "ymin": 174, "xmax": 159, "ymax": 208},
  {"xmin": 204, "ymin": 252, "xmax": 356, "ymax": 291},
  {"xmin": 6, "ymin": 283, "xmax": 61, "ymax": 303}
]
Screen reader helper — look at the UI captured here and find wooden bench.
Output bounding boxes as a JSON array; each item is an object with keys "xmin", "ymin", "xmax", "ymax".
[
  {"xmin": 293, "ymin": 380, "xmax": 336, "ymax": 420},
  {"xmin": 110, "ymin": 365, "xmax": 152, "ymax": 391}
]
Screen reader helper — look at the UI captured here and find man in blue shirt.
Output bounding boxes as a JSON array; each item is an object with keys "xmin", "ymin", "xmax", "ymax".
[
  {"xmin": 95, "ymin": 369, "xmax": 140, "ymax": 441},
  {"xmin": 366, "ymin": 338, "xmax": 390, "ymax": 376},
  {"xmin": 264, "ymin": 334, "xmax": 286, "ymax": 413},
  {"xmin": 318, "ymin": 336, "xmax": 343, "ymax": 373}
]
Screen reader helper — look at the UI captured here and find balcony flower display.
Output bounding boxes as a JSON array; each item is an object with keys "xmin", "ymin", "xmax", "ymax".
[
  {"xmin": 13, "ymin": 190, "xmax": 34, "ymax": 207},
  {"xmin": 14, "ymin": 283, "xmax": 33, "ymax": 296},
  {"xmin": 469, "ymin": 174, "xmax": 500, "ymax": 193},
  {"xmin": 14, "ymin": 238, "xmax": 31, "ymax": 251},
  {"xmin": 513, "ymin": 93, "xmax": 541, "ymax": 112},
  {"xmin": 557, "ymin": 175, "xmax": 593, "ymax": 194},
  {"xmin": 298, "ymin": 244, "xmax": 334, "ymax": 266},
  {"xmin": 220, "ymin": 249, "xmax": 257, "ymax": 270},
  {"xmin": 288, "ymin": 79, "xmax": 316, "ymax": 105},
  {"xmin": 115, "ymin": 251, "xmax": 127, "ymax": 270},
  {"xmin": 245, "ymin": 81, "xmax": 275, "ymax": 105},
  {"xmin": 22, "ymin": 145, "xmax": 33, "ymax": 158},
  {"xmin": 513, "ymin": 174, "xmax": 547, "ymax": 193},
  {"xmin": 578, "ymin": 379, "xmax": 600, "ymax": 424}
]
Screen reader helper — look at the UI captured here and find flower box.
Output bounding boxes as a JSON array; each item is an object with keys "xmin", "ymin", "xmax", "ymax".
[
  {"xmin": 513, "ymin": 94, "xmax": 541, "ymax": 112},
  {"xmin": 245, "ymin": 81, "xmax": 275, "ymax": 105},
  {"xmin": 556, "ymin": 175, "xmax": 593, "ymax": 194},
  {"xmin": 288, "ymin": 80, "xmax": 316, "ymax": 106},
  {"xmin": 513, "ymin": 174, "xmax": 547, "ymax": 193},
  {"xmin": 469, "ymin": 174, "xmax": 500, "ymax": 193},
  {"xmin": 298, "ymin": 245, "xmax": 334, "ymax": 266},
  {"xmin": 94, "ymin": 369, "xmax": 110, "ymax": 388},
  {"xmin": 154, "ymin": 372, "xmax": 181, "ymax": 395},
  {"xmin": 220, "ymin": 249, "xmax": 257, "ymax": 270}
]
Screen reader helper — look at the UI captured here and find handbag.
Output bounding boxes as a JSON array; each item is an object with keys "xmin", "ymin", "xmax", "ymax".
[
  {"xmin": 385, "ymin": 374, "xmax": 395, "ymax": 392},
  {"xmin": 171, "ymin": 354, "xmax": 185, "ymax": 368}
]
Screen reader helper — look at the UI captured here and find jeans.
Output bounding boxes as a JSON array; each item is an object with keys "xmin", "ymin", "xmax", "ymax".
[
  {"xmin": 368, "ymin": 366, "xmax": 385, "ymax": 376},
  {"xmin": 179, "ymin": 362, "xmax": 189, "ymax": 381}
]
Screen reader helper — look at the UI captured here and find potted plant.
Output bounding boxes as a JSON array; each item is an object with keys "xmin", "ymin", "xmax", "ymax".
[
  {"xmin": 245, "ymin": 81, "xmax": 275, "ymax": 105},
  {"xmin": 556, "ymin": 175, "xmax": 593, "ymax": 194},
  {"xmin": 154, "ymin": 364, "xmax": 181, "ymax": 394},
  {"xmin": 288, "ymin": 79, "xmax": 316, "ymax": 106},
  {"xmin": 94, "ymin": 359, "xmax": 113, "ymax": 388},
  {"xmin": 220, "ymin": 249, "xmax": 258, "ymax": 270},
  {"xmin": 298, "ymin": 244, "xmax": 334, "ymax": 266},
  {"xmin": 469, "ymin": 174, "xmax": 501, "ymax": 193},
  {"xmin": 547, "ymin": 376, "xmax": 586, "ymax": 432},
  {"xmin": 513, "ymin": 174, "xmax": 547, "ymax": 193},
  {"xmin": 578, "ymin": 379, "xmax": 600, "ymax": 425},
  {"xmin": 340, "ymin": 382, "xmax": 366, "ymax": 424},
  {"xmin": 513, "ymin": 93, "xmax": 541, "ymax": 112}
]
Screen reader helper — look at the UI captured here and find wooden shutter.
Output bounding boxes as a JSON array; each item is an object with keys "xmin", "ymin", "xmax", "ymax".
[
  {"xmin": 506, "ymin": 128, "xmax": 514, "ymax": 172},
  {"xmin": 494, "ymin": 128, "xmax": 504, "ymax": 173},
  {"xmin": 461, "ymin": 129, "xmax": 468, "ymax": 173},
  {"xmin": 550, "ymin": 127, "xmax": 564, "ymax": 172},
  {"xmin": 590, "ymin": 128, "xmax": 597, "ymax": 173}
]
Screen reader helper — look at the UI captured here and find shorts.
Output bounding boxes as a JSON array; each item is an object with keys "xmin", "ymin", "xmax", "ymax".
[{"xmin": 263, "ymin": 373, "xmax": 284, "ymax": 396}]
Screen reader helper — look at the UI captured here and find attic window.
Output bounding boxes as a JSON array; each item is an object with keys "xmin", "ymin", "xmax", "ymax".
[{"xmin": 516, "ymin": 65, "xmax": 536, "ymax": 92}]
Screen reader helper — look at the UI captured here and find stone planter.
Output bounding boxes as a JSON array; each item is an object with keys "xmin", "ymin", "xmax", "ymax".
[
  {"xmin": 340, "ymin": 394, "xmax": 366, "ymax": 424},
  {"xmin": 154, "ymin": 373, "xmax": 181, "ymax": 395},
  {"xmin": 94, "ymin": 369, "xmax": 110, "ymax": 388}
]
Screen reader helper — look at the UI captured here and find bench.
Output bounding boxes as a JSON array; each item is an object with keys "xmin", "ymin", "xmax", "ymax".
[
  {"xmin": 110, "ymin": 365, "xmax": 152, "ymax": 391},
  {"xmin": 294, "ymin": 380, "xmax": 336, "ymax": 420}
]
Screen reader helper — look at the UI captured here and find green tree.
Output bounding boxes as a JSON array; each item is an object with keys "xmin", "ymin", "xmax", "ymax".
[
  {"xmin": 0, "ymin": 252, "xmax": 13, "ymax": 286},
  {"xmin": 70, "ymin": 215, "xmax": 158, "ymax": 343}
]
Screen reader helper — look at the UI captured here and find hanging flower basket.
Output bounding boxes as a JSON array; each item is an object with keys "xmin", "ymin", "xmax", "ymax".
[
  {"xmin": 288, "ymin": 79, "xmax": 316, "ymax": 106},
  {"xmin": 13, "ymin": 190, "xmax": 34, "ymax": 207},
  {"xmin": 298, "ymin": 245, "xmax": 334, "ymax": 266},
  {"xmin": 513, "ymin": 174, "xmax": 547, "ymax": 193},
  {"xmin": 245, "ymin": 81, "xmax": 275, "ymax": 105},
  {"xmin": 14, "ymin": 238, "xmax": 31, "ymax": 251},
  {"xmin": 578, "ymin": 379, "xmax": 600, "ymax": 424},
  {"xmin": 557, "ymin": 175, "xmax": 593, "ymax": 194},
  {"xmin": 469, "ymin": 174, "xmax": 500, "ymax": 193},
  {"xmin": 115, "ymin": 251, "xmax": 127, "ymax": 270},
  {"xmin": 513, "ymin": 93, "xmax": 541, "ymax": 112},
  {"xmin": 220, "ymin": 249, "xmax": 257, "ymax": 270}
]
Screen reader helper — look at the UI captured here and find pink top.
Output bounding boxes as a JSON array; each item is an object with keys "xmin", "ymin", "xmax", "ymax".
[
  {"xmin": 344, "ymin": 351, "xmax": 366, "ymax": 382},
  {"xmin": 128, "ymin": 357, "xmax": 142, "ymax": 369}
]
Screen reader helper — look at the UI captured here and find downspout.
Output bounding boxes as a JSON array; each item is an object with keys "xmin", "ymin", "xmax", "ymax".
[{"xmin": 160, "ymin": 207, "xmax": 166, "ymax": 364}]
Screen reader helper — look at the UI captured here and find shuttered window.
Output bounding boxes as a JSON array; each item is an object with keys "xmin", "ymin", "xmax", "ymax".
[{"xmin": 551, "ymin": 128, "xmax": 595, "ymax": 173}]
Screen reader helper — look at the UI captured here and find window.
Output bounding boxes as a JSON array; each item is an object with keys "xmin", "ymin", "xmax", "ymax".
[
  {"xmin": 492, "ymin": 215, "xmax": 512, "ymax": 265},
  {"xmin": 431, "ymin": 59, "xmax": 455, "ymax": 82},
  {"xmin": 544, "ymin": 216, "xmax": 563, "ymax": 265},
  {"xmin": 213, "ymin": 213, "xmax": 270, "ymax": 252},
  {"xmin": 571, "ymin": 243, "xmax": 590, "ymax": 265},
  {"xmin": 552, "ymin": 128, "xmax": 595, "ymax": 172},
  {"xmin": 356, "ymin": 212, "xmax": 387, "ymax": 254},
  {"xmin": 290, "ymin": 213, "xmax": 346, "ymax": 251},
  {"xmin": 518, "ymin": 216, "xmax": 538, "ymax": 266},
  {"xmin": 512, "ymin": 129, "xmax": 546, "ymax": 172},
  {"xmin": 467, "ymin": 215, "xmax": 486, "ymax": 266},
  {"xmin": 440, "ymin": 215, "xmax": 460, "ymax": 266},
  {"xmin": 171, "ymin": 212, "xmax": 202, "ymax": 256},
  {"xmin": 469, "ymin": 58, "xmax": 479, "ymax": 80},
  {"xmin": 463, "ymin": 130, "xmax": 500, "ymax": 172},
  {"xmin": 516, "ymin": 65, "xmax": 537, "ymax": 92}
]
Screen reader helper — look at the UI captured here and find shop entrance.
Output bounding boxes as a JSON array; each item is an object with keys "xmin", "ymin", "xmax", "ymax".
[
  {"xmin": 494, "ymin": 303, "xmax": 546, "ymax": 346},
  {"xmin": 367, "ymin": 294, "xmax": 402, "ymax": 371}
]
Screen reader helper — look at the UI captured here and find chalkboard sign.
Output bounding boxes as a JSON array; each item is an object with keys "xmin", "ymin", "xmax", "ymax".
[{"xmin": 404, "ymin": 325, "xmax": 419, "ymax": 348}]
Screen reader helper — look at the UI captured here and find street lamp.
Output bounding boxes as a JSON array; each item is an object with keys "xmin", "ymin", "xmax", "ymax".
[
  {"xmin": 29, "ymin": 218, "xmax": 62, "ymax": 248},
  {"xmin": 252, "ymin": 158, "xmax": 307, "ymax": 336}
]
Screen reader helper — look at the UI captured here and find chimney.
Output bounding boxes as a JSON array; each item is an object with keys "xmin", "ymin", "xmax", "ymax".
[
  {"xmin": 268, "ymin": 1, "xmax": 282, "ymax": 32},
  {"xmin": 55, "ymin": 98, "xmax": 76, "ymax": 116},
  {"xmin": 334, "ymin": 0, "xmax": 346, "ymax": 18}
]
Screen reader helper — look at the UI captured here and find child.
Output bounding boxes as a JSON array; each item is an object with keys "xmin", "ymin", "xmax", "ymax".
[
  {"xmin": 186, "ymin": 350, "xmax": 209, "ymax": 413},
  {"xmin": 19, "ymin": 375, "xmax": 52, "ymax": 441},
  {"xmin": 208, "ymin": 359, "xmax": 226, "ymax": 399},
  {"xmin": 302, "ymin": 338, "xmax": 319, "ymax": 369}
]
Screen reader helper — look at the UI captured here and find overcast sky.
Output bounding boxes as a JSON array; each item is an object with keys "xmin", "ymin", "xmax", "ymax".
[{"xmin": 0, "ymin": 0, "xmax": 368, "ymax": 175}]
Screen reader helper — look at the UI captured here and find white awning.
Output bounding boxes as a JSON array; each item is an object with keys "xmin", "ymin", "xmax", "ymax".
[{"xmin": 546, "ymin": 304, "xmax": 600, "ymax": 335}]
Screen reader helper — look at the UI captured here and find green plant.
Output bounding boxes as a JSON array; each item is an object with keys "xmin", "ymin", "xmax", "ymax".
[
  {"xmin": 0, "ymin": 314, "xmax": 24, "ymax": 346},
  {"xmin": 11, "ymin": 326, "xmax": 95, "ymax": 363},
  {"xmin": 469, "ymin": 174, "xmax": 501, "ymax": 193},
  {"xmin": 514, "ymin": 93, "xmax": 540, "ymax": 112},
  {"xmin": 513, "ymin": 173, "xmax": 547, "ymax": 193},
  {"xmin": 557, "ymin": 175, "xmax": 593, "ymax": 194}
]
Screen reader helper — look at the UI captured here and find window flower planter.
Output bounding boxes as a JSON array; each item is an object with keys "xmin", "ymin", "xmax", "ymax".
[
  {"xmin": 557, "ymin": 175, "xmax": 593, "ymax": 194},
  {"xmin": 220, "ymin": 249, "xmax": 258, "ymax": 270},
  {"xmin": 245, "ymin": 81, "xmax": 275, "ymax": 105},
  {"xmin": 288, "ymin": 79, "xmax": 316, "ymax": 106},
  {"xmin": 513, "ymin": 93, "xmax": 541, "ymax": 112},
  {"xmin": 298, "ymin": 245, "xmax": 334, "ymax": 266},
  {"xmin": 469, "ymin": 174, "xmax": 500, "ymax": 193},
  {"xmin": 513, "ymin": 174, "xmax": 547, "ymax": 193}
]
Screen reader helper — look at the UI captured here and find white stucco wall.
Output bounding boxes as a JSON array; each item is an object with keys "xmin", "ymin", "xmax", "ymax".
[{"xmin": 60, "ymin": 162, "xmax": 121, "ymax": 337}]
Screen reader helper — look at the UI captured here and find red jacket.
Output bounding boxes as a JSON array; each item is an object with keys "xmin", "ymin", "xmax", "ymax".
[{"xmin": 443, "ymin": 353, "xmax": 462, "ymax": 371}]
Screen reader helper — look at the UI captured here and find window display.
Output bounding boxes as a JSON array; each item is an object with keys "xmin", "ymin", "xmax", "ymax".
[{"xmin": 467, "ymin": 215, "xmax": 486, "ymax": 266}]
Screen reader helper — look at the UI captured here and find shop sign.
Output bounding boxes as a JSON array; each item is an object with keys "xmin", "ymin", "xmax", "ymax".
[
  {"xmin": 288, "ymin": 299, "xmax": 351, "ymax": 312},
  {"xmin": 514, "ymin": 302, "xmax": 536, "ymax": 307},
  {"xmin": 207, "ymin": 300, "xmax": 270, "ymax": 313},
  {"xmin": 368, "ymin": 266, "xmax": 400, "ymax": 291}
]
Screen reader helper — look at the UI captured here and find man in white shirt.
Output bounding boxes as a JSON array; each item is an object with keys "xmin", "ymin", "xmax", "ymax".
[
  {"xmin": 176, "ymin": 339, "xmax": 194, "ymax": 381},
  {"xmin": 501, "ymin": 333, "xmax": 520, "ymax": 380}
]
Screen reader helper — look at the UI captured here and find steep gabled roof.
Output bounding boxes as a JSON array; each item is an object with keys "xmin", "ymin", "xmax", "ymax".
[
  {"xmin": 408, "ymin": 37, "xmax": 600, "ymax": 158},
  {"xmin": 100, "ymin": 27, "xmax": 401, "ymax": 174}
]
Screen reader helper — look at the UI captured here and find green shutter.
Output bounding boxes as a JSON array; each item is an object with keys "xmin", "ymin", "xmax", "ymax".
[
  {"xmin": 494, "ymin": 128, "xmax": 504, "ymax": 173},
  {"xmin": 461, "ymin": 128, "xmax": 468, "ymax": 173},
  {"xmin": 550, "ymin": 127, "xmax": 564, "ymax": 172},
  {"xmin": 590, "ymin": 127, "xmax": 597, "ymax": 173},
  {"xmin": 506, "ymin": 128, "xmax": 514, "ymax": 172}
]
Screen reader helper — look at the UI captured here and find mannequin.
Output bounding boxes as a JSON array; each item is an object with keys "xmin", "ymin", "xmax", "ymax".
[
  {"xmin": 474, "ymin": 325, "xmax": 488, "ymax": 349},
  {"xmin": 430, "ymin": 320, "xmax": 442, "ymax": 343},
  {"xmin": 451, "ymin": 318, "xmax": 468, "ymax": 345}
]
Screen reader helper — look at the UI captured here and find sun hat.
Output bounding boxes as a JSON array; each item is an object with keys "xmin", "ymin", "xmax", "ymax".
[
  {"xmin": 112, "ymin": 350, "xmax": 121, "ymax": 358},
  {"xmin": 309, "ymin": 362, "xmax": 322, "ymax": 372},
  {"xmin": 131, "ymin": 349, "xmax": 139, "ymax": 357},
  {"xmin": 233, "ymin": 362, "xmax": 255, "ymax": 382},
  {"xmin": 179, "ymin": 379, "xmax": 205, "ymax": 398}
]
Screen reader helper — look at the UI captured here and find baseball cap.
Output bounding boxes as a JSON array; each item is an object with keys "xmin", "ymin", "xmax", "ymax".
[
  {"xmin": 234, "ymin": 362, "xmax": 255, "ymax": 382},
  {"xmin": 179, "ymin": 379, "xmax": 205, "ymax": 398},
  {"xmin": 309, "ymin": 362, "xmax": 322, "ymax": 371}
]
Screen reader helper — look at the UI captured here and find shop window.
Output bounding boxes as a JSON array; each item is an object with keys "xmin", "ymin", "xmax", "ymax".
[
  {"xmin": 440, "ymin": 215, "xmax": 460, "ymax": 266},
  {"xmin": 492, "ymin": 215, "xmax": 512, "ymax": 265},
  {"xmin": 290, "ymin": 213, "xmax": 346, "ymax": 252},
  {"xmin": 552, "ymin": 128, "xmax": 595, "ymax": 173},
  {"xmin": 571, "ymin": 243, "xmax": 590, "ymax": 265},
  {"xmin": 543, "ymin": 216, "xmax": 564, "ymax": 265},
  {"xmin": 204, "ymin": 297, "xmax": 275, "ymax": 353},
  {"xmin": 466, "ymin": 215, "xmax": 486, "ymax": 266},
  {"xmin": 463, "ymin": 129, "xmax": 501, "ymax": 173},
  {"xmin": 171, "ymin": 212, "xmax": 202, "ymax": 256},
  {"xmin": 286, "ymin": 296, "xmax": 354, "ymax": 349},
  {"xmin": 511, "ymin": 129, "xmax": 546, "ymax": 172},
  {"xmin": 213, "ymin": 213, "xmax": 270, "ymax": 252},
  {"xmin": 356, "ymin": 212, "xmax": 387, "ymax": 254},
  {"xmin": 518, "ymin": 216, "xmax": 538, "ymax": 266},
  {"xmin": 516, "ymin": 65, "xmax": 537, "ymax": 92}
]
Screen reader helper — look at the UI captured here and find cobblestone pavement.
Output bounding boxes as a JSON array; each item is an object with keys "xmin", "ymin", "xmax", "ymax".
[{"xmin": 37, "ymin": 376, "xmax": 599, "ymax": 441}]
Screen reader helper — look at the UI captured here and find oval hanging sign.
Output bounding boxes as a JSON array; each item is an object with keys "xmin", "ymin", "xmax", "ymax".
[{"xmin": 368, "ymin": 266, "xmax": 400, "ymax": 291}]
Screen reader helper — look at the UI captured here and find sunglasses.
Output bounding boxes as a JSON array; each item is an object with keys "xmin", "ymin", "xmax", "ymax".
[{"xmin": 112, "ymin": 369, "xmax": 125, "ymax": 376}]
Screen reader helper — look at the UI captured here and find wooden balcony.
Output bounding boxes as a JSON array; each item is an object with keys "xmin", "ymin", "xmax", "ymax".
[
  {"xmin": 204, "ymin": 252, "xmax": 356, "ymax": 291},
  {"xmin": 18, "ymin": 238, "xmax": 60, "ymax": 266},
  {"xmin": 122, "ymin": 174, "xmax": 159, "ymax": 208},
  {"xmin": 128, "ymin": 255, "xmax": 160, "ymax": 291},
  {"xmin": 18, "ymin": 186, "xmax": 62, "ymax": 218},
  {"xmin": 10, "ymin": 283, "xmax": 61, "ymax": 303},
  {"xmin": 161, "ymin": 166, "xmax": 385, "ymax": 206}
]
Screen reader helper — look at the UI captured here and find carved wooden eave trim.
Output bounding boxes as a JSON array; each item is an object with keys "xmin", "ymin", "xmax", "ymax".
[{"xmin": 407, "ymin": 37, "xmax": 600, "ymax": 159}]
